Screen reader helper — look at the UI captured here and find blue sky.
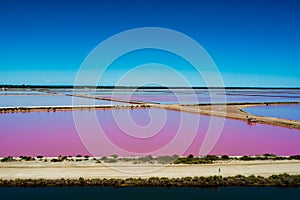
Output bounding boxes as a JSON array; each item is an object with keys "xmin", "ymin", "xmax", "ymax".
[{"xmin": 0, "ymin": 0, "xmax": 299, "ymax": 87}]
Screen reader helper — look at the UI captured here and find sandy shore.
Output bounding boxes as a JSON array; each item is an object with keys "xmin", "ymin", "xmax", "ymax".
[
  {"xmin": 1, "ymin": 160, "xmax": 299, "ymax": 180},
  {"xmin": 159, "ymin": 102, "xmax": 300, "ymax": 130}
]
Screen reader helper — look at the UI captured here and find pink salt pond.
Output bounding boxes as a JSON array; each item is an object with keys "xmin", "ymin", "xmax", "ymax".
[{"xmin": 0, "ymin": 108, "xmax": 299, "ymax": 157}]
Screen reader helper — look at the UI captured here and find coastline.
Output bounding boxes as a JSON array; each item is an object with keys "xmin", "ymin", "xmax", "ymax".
[
  {"xmin": 1, "ymin": 89, "xmax": 299, "ymax": 186},
  {"xmin": 1, "ymin": 159, "xmax": 299, "ymax": 180}
]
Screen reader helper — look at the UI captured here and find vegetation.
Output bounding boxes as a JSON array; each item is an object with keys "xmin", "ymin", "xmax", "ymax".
[
  {"xmin": 51, "ymin": 156, "xmax": 68, "ymax": 162},
  {"xmin": 111, "ymin": 154, "xmax": 118, "ymax": 159},
  {"xmin": 105, "ymin": 158, "xmax": 118, "ymax": 163},
  {"xmin": 1, "ymin": 156, "xmax": 15, "ymax": 162},
  {"xmin": 173, "ymin": 154, "xmax": 300, "ymax": 164},
  {"xmin": 156, "ymin": 155, "xmax": 179, "ymax": 164},
  {"xmin": 100, "ymin": 156, "xmax": 108, "ymax": 161},
  {"xmin": 221, "ymin": 155, "xmax": 230, "ymax": 160},
  {"xmin": 0, "ymin": 174, "xmax": 299, "ymax": 187},
  {"xmin": 19, "ymin": 156, "xmax": 35, "ymax": 161},
  {"xmin": 174, "ymin": 154, "xmax": 220, "ymax": 164},
  {"xmin": 1, "ymin": 154, "xmax": 299, "ymax": 164},
  {"xmin": 289, "ymin": 155, "xmax": 300, "ymax": 160}
]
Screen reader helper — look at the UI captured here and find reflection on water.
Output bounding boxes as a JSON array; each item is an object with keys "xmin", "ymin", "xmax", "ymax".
[
  {"xmin": 243, "ymin": 105, "xmax": 300, "ymax": 121},
  {"xmin": 0, "ymin": 108, "xmax": 299, "ymax": 157}
]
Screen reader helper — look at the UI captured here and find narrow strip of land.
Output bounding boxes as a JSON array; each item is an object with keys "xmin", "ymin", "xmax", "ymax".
[
  {"xmin": 0, "ymin": 160, "xmax": 299, "ymax": 179},
  {"xmin": 156, "ymin": 102, "xmax": 300, "ymax": 130}
]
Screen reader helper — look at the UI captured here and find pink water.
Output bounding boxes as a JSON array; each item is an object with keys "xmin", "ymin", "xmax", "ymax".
[{"xmin": 0, "ymin": 109, "xmax": 299, "ymax": 157}]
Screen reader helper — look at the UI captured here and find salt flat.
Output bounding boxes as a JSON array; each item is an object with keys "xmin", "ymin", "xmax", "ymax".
[{"xmin": 0, "ymin": 160, "xmax": 299, "ymax": 179}]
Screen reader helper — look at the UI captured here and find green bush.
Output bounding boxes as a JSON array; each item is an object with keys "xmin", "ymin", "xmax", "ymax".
[
  {"xmin": 100, "ymin": 156, "xmax": 108, "ymax": 160},
  {"xmin": 19, "ymin": 156, "xmax": 35, "ymax": 161},
  {"xmin": 240, "ymin": 156, "xmax": 254, "ymax": 161},
  {"xmin": 187, "ymin": 154, "xmax": 194, "ymax": 159},
  {"xmin": 204, "ymin": 155, "xmax": 219, "ymax": 161},
  {"xmin": 1, "ymin": 156, "xmax": 15, "ymax": 162},
  {"xmin": 221, "ymin": 155, "xmax": 230, "ymax": 160},
  {"xmin": 111, "ymin": 154, "xmax": 118, "ymax": 159},
  {"xmin": 0, "ymin": 174, "xmax": 299, "ymax": 187},
  {"xmin": 289, "ymin": 155, "xmax": 300, "ymax": 160}
]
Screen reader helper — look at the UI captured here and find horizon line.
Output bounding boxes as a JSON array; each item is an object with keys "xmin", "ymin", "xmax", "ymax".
[{"xmin": 1, "ymin": 84, "xmax": 300, "ymax": 90}]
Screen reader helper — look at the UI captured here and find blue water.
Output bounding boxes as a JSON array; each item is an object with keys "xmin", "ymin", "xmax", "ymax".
[
  {"xmin": 243, "ymin": 105, "xmax": 300, "ymax": 121},
  {"xmin": 1, "ymin": 88, "xmax": 300, "ymax": 106},
  {"xmin": 86, "ymin": 88, "xmax": 300, "ymax": 104},
  {"xmin": 0, "ymin": 187, "xmax": 299, "ymax": 200}
]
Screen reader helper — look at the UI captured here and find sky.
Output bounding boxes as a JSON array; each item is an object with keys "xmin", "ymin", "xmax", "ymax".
[{"xmin": 0, "ymin": 0, "xmax": 299, "ymax": 87}]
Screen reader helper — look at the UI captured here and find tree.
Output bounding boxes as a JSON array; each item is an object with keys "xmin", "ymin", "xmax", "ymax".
[
  {"xmin": 187, "ymin": 154, "xmax": 194, "ymax": 159},
  {"xmin": 221, "ymin": 155, "xmax": 230, "ymax": 160},
  {"xmin": 1, "ymin": 156, "xmax": 14, "ymax": 162},
  {"xmin": 111, "ymin": 154, "xmax": 118, "ymax": 159}
]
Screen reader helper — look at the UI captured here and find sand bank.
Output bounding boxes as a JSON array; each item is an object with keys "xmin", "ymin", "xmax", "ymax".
[
  {"xmin": 0, "ymin": 160, "xmax": 299, "ymax": 180},
  {"xmin": 158, "ymin": 102, "xmax": 300, "ymax": 130}
]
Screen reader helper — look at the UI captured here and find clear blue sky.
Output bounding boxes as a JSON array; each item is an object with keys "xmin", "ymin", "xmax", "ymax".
[{"xmin": 0, "ymin": 0, "xmax": 299, "ymax": 87}]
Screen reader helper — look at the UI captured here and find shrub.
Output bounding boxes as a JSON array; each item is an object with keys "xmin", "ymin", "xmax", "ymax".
[
  {"xmin": 289, "ymin": 155, "xmax": 300, "ymax": 160},
  {"xmin": 187, "ymin": 154, "xmax": 194, "ymax": 159},
  {"xmin": 111, "ymin": 154, "xmax": 118, "ymax": 159},
  {"xmin": 19, "ymin": 156, "xmax": 35, "ymax": 161},
  {"xmin": 240, "ymin": 156, "xmax": 254, "ymax": 161},
  {"xmin": 263, "ymin": 153, "xmax": 276, "ymax": 157},
  {"xmin": 204, "ymin": 155, "xmax": 219, "ymax": 161},
  {"xmin": 105, "ymin": 159, "xmax": 118, "ymax": 163},
  {"xmin": 1, "ymin": 156, "xmax": 15, "ymax": 162},
  {"xmin": 51, "ymin": 158, "xmax": 62, "ymax": 162},
  {"xmin": 100, "ymin": 156, "xmax": 108, "ymax": 160},
  {"xmin": 221, "ymin": 155, "xmax": 230, "ymax": 160},
  {"xmin": 1, "ymin": 174, "xmax": 299, "ymax": 187},
  {"xmin": 156, "ymin": 155, "xmax": 176, "ymax": 164}
]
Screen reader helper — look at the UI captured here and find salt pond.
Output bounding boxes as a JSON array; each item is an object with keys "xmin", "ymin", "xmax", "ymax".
[
  {"xmin": 1, "ymin": 88, "xmax": 299, "ymax": 107},
  {"xmin": 243, "ymin": 104, "xmax": 300, "ymax": 121},
  {"xmin": 72, "ymin": 88, "xmax": 300, "ymax": 104},
  {"xmin": 0, "ymin": 108, "xmax": 299, "ymax": 157}
]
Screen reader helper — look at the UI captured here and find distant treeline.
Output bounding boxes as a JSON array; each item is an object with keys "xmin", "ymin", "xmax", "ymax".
[
  {"xmin": 1, "ymin": 85, "xmax": 299, "ymax": 90},
  {"xmin": 0, "ymin": 174, "xmax": 299, "ymax": 187},
  {"xmin": 1, "ymin": 154, "xmax": 300, "ymax": 164},
  {"xmin": 174, "ymin": 154, "xmax": 300, "ymax": 164}
]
